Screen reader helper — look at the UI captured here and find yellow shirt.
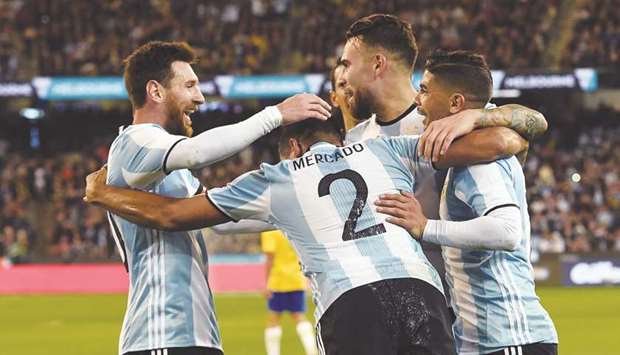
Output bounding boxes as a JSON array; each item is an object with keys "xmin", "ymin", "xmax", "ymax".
[{"xmin": 261, "ymin": 230, "xmax": 306, "ymax": 292}]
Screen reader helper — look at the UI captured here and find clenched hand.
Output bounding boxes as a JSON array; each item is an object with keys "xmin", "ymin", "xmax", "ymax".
[{"xmin": 83, "ymin": 165, "xmax": 108, "ymax": 204}]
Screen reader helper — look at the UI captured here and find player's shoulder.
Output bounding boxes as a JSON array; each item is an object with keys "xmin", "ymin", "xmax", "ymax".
[
  {"xmin": 453, "ymin": 156, "xmax": 519, "ymax": 180},
  {"xmin": 371, "ymin": 134, "xmax": 422, "ymax": 149},
  {"xmin": 121, "ymin": 123, "xmax": 167, "ymax": 137},
  {"xmin": 110, "ymin": 124, "xmax": 170, "ymax": 151},
  {"xmin": 226, "ymin": 162, "xmax": 282, "ymax": 188},
  {"xmin": 345, "ymin": 118, "xmax": 372, "ymax": 143}
]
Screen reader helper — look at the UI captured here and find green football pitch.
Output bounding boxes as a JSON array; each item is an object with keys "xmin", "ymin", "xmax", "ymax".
[{"xmin": 1, "ymin": 288, "xmax": 618, "ymax": 355}]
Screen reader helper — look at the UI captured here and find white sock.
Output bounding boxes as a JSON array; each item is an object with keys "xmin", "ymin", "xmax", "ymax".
[
  {"xmin": 296, "ymin": 321, "xmax": 318, "ymax": 355},
  {"xmin": 264, "ymin": 326, "xmax": 282, "ymax": 355}
]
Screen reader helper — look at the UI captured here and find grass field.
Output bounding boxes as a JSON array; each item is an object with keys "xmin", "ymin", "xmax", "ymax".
[{"xmin": 1, "ymin": 288, "xmax": 618, "ymax": 354}]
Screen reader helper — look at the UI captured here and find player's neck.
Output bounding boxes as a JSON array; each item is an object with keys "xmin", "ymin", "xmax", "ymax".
[
  {"xmin": 374, "ymin": 78, "xmax": 417, "ymax": 123},
  {"xmin": 132, "ymin": 106, "xmax": 169, "ymax": 128}
]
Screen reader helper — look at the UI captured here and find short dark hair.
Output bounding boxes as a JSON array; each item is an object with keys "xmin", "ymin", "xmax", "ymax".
[
  {"xmin": 278, "ymin": 115, "xmax": 344, "ymax": 156},
  {"xmin": 346, "ymin": 14, "xmax": 418, "ymax": 70},
  {"xmin": 123, "ymin": 41, "xmax": 196, "ymax": 108},
  {"xmin": 424, "ymin": 50, "xmax": 493, "ymax": 103}
]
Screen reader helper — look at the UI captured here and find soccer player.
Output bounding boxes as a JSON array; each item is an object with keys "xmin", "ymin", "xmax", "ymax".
[
  {"xmin": 107, "ymin": 41, "xmax": 330, "ymax": 355},
  {"xmin": 209, "ymin": 225, "xmax": 317, "ymax": 355},
  {"xmin": 261, "ymin": 230, "xmax": 318, "ymax": 355},
  {"xmin": 84, "ymin": 114, "xmax": 528, "ymax": 355},
  {"xmin": 338, "ymin": 13, "xmax": 549, "ymax": 315},
  {"xmin": 376, "ymin": 50, "xmax": 558, "ymax": 355}
]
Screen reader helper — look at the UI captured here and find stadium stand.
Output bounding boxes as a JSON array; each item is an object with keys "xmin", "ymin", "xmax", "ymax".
[{"xmin": 1, "ymin": 0, "xmax": 617, "ymax": 81}]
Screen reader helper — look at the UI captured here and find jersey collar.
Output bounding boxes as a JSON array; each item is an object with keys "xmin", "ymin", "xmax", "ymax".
[{"xmin": 375, "ymin": 102, "xmax": 417, "ymax": 126}]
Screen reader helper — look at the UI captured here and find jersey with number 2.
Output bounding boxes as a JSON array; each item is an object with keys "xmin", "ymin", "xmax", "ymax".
[{"xmin": 208, "ymin": 137, "xmax": 443, "ymax": 321}]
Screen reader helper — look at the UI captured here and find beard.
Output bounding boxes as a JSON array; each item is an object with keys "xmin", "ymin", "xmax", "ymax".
[
  {"xmin": 349, "ymin": 87, "xmax": 374, "ymax": 120},
  {"xmin": 164, "ymin": 99, "xmax": 193, "ymax": 137}
]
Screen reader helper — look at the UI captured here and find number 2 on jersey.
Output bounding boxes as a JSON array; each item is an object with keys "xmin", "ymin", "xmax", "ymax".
[{"xmin": 317, "ymin": 169, "xmax": 386, "ymax": 241}]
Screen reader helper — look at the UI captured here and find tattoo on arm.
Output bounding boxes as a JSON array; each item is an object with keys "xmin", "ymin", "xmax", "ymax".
[{"xmin": 479, "ymin": 104, "xmax": 548, "ymax": 140}]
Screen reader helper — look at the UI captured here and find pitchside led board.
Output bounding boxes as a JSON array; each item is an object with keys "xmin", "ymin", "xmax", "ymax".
[{"xmin": 0, "ymin": 68, "xmax": 598, "ymax": 100}]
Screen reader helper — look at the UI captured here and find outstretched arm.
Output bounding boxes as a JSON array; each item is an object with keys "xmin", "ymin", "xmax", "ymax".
[
  {"xmin": 84, "ymin": 167, "xmax": 229, "ymax": 231},
  {"xmin": 420, "ymin": 104, "xmax": 547, "ymax": 162},
  {"xmin": 165, "ymin": 93, "xmax": 331, "ymax": 172}
]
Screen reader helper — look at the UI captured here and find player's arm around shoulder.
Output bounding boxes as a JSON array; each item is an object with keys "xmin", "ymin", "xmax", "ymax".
[
  {"xmin": 432, "ymin": 127, "xmax": 527, "ymax": 169},
  {"xmin": 419, "ymin": 104, "xmax": 547, "ymax": 166},
  {"xmin": 84, "ymin": 166, "xmax": 229, "ymax": 231}
]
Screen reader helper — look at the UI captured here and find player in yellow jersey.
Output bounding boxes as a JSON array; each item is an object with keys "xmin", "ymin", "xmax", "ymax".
[{"xmin": 261, "ymin": 230, "xmax": 318, "ymax": 355}]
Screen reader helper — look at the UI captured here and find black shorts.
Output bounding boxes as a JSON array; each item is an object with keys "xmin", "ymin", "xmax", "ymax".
[
  {"xmin": 316, "ymin": 278, "xmax": 455, "ymax": 355},
  {"xmin": 486, "ymin": 343, "xmax": 558, "ymax": 355},
  {"xmin": 124, "ymin": 347, "xmax": 223, "ymax": 355}
]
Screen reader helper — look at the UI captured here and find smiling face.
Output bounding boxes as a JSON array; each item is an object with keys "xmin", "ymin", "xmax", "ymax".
[
  {"xmin": 414, "ymin": 70, "xmax": 453, "ymax": 126},
  {"xmin": 330, "ymin": 63, "xmax": 360, "ymax": 128},
  {"xmin": 340, "ymin": 38, "xmax": 378, "ymax": 120},
  {"xmin": 330, "ymin": 64, "xmax": 349, "ymax": 112},
  {"xmin": 162, "ymin": 61, "xmax": 205, "ymax": 137}
]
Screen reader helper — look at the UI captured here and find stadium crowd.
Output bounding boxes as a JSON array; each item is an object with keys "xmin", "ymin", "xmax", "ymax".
[
  {"xmin": 1, "ymin": 0, "xmax": 618, "ymax": 81},
  {"xmin": 0, "ymin": 104, "xmax": 618, "ymax": 263},
  {"xmin": 562, "ymin": 0, "xmax": 620, "ymax": 68}
]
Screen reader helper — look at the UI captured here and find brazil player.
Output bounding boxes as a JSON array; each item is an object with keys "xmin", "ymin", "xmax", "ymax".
[
  {"xmin": 208, "ymin": 223, "xmax": 317, "ymax": 354},
  {"xmin": 338, "ymin": 14, "xmax": 549, "ymax": 316},
  {"xmin": 376, "ymin": 50, "xmax": 558, "ymax": 355},
  {"xmin": 84, "ymin": 111, "xmax": 532, "ymax": 355},
  {"xmin": 106, "ymin": 41, "xmax": 330, "ymax": 355},
  {"xmin": 261, "ymin": 230, "xmax": 318, "ymax": 355}
]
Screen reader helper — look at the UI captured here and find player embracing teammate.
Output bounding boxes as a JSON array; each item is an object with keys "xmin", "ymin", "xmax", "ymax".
[{"xmin": 85, "ymin": 12, "xmax": 558, "ymax": 355}]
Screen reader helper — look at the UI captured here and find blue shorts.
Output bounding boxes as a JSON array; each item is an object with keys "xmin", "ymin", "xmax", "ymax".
[{"xmin": 268, "ymin": 290, "xmax": 306, "ymax": 313}]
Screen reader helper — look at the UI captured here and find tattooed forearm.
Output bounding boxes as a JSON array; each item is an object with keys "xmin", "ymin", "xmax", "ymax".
[{"xmin": 478, "ymin": 104, "xmax": 548, "ymax": 140}]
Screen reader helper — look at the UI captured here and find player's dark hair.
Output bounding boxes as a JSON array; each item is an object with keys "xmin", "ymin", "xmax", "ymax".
[
  {"xmin": 123, "ymin": 41, "xmax": 197, "ymax": 108},
  {"xmin": 279, "ymin": 112, "xmax": 344, "ymax": 156},
  {"xmin": 424, "ymin": 50, "xmax": 492, "ymax": 104},
  {"xmin": 346, "ymin": 14, "xmax": 418, "ymax": 71}
]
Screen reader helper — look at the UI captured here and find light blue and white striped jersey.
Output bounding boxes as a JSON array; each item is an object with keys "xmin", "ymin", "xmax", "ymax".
[
  {"xmin": 208, "ymin": 137, "xmax": 444, "ymax": 321},
  {"xmin": 440, "ymin": 156, "xmax": 558, "ymax": 354},
  {"xmin": 107, "ymin": 124, "xmax": 221, "ymax": 355}
]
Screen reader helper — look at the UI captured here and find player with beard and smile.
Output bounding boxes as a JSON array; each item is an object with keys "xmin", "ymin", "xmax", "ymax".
[
  {"xmin": 339, "ymin": 14, "xmax": 550, "ymax": 326},
  {"xmin": 104, "ymin": 41, "xmax": 331, "ymax": 355}
]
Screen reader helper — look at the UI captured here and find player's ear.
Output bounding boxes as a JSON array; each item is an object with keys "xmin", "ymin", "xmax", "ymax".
[
  {"xmin": 329, "ymin": 91, "xmax": 339, "ymax": 107},
  {"xmin": 288, "ymin": 138, "xmax": 303, "ymax": 159},
  {"xmin": 146, "ymin": 80, "xmax": 165, "ymax": 103},
  {"xmin": 374, "ymin": 53, "xmax": 387, "ymax": 77},
  {"xmin": 449, "ymin": 93, "xmax": 466, "ymax": 114}
]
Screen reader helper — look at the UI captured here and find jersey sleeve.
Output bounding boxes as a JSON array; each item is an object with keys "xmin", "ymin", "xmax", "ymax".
[
  {"xmin": 112, "ymin": 125, "xmax": 187, "ymax": 189},
  {"xmin": 383, "ymin": 135, "xmax": 437, "ymax": 182},
  {"xmin": 260, "ymin": 230, "xmax": 280, "ymax": 253},
  {"xmin": 451, "ymin": 159, "xmax": 519, "ymax": 217},
  {"xmin": 207, "ymin": 167, "xmax": 272, "ymax": 222}
]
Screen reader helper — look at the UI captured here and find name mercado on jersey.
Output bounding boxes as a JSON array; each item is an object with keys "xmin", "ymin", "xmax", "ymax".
[{"xmin": 291, "ymin": 143, "xmax": 365, "ymax": 171}]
